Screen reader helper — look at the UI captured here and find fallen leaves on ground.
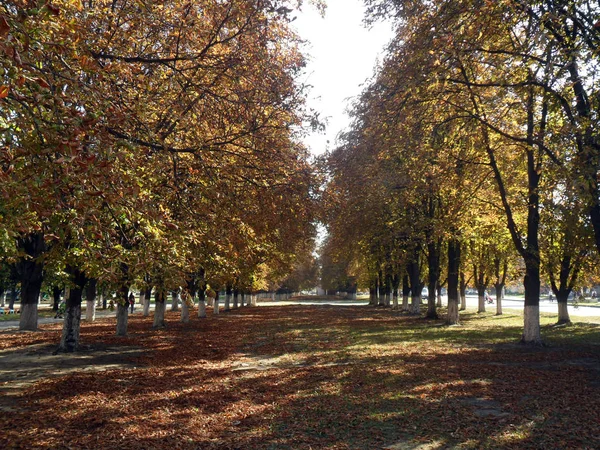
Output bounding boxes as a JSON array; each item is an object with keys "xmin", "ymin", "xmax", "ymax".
[{"xmin": 0, "ymin": 305, "xmax": 599, "ymax": 449}]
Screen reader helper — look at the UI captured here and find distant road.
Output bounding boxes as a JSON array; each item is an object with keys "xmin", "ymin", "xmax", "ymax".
[{"xmin": 257, "ymin": 294, "xmax": 600, "ymax": 320}]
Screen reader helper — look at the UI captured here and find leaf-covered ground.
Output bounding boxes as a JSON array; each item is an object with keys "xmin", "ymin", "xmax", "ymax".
[{"xmin": 1, "ymin": 305, "xmax": 599, "ymax": 449}]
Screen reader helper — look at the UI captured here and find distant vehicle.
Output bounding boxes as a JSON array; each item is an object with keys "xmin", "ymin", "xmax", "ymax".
[{"xmin": 421, "ymin": 287, "xmax": 429, "ymax": 299}]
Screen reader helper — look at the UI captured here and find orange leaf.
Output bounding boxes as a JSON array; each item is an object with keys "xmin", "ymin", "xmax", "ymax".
[
  {"xmin": 0, "ymin": 16, "xmax": 9, "ymax": 38},
  {"xmin": 0, "ymin": 85, "xmax": 9, "ymax": 99}
]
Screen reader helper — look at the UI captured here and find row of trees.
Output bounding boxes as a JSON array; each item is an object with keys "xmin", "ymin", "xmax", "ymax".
[
  {"xmin": 0, "ymin": 1, "xmax": 319, "ymax": 350},
  {"xmin": 322, "ymin": 0, "xmax": 599, "ymax": 343}
]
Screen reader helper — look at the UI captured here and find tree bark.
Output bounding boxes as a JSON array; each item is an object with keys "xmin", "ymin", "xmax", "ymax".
[
  {"xmin": 171, "ymin": 289, "xmax": 180, "ymax": 311},
  {"xmin": 557, "ymin": 297, "xmax": 570, "ymax": 325},
  {"xmin": 407, "ymin": 250, "xmax": 422, "ymax": 315},
  {"xmin": 378, "ymin": 270, "xmax": 385, "ymax": 306},
  {"xmin": 233, "ymin": 288, "xmax": 239, "ymax": 308},
  {"xmin": 143, "ymin": 286, "xmax": 152, "ymax": 316},
  {"xmin": 116, "ymin": 303, "xmax": 129, "ymax": 336},
  {"xmin": 198, "ymin": 298, "xmax": 207, "ymax": 318},
  {"xmin": 213, "ymin": 291, "xmax": 220, "ymax": 315},
  {"xmin": 57, "ymin": 266, "xmax": 88, "ymax": 352},
  {"xmin": 17, "ymin": 232, "xmax": 45, "ymax": 331},
  {"xmin": 521, "ymin": 256, "xmax": 542, "ymax": 344},
  {"xmin": 85, "ymin": 278, "xmax": 97, "ymax": 322},
  {"xmin": 52, "ymin": 286, "xmax": 61, "ymax": 311},
  {"xmin": 225, "ymin": 285, "xmax": 232, "ymax": 311},
  {"xmin": 153, "ymin": 290, "xmax": 166, "ymax": 329},
  {"xmin": 384, "ymin": 272, "xmax": 392, "ymax": 307},
  {"xmin": 115, "ymin": 284, "xmax": 130, "ymax": 336},
  {"xmin": 402, "ymin": 274, "xmax": 410, "ymax": 311},
  {"xmin": 180, "ymin": 297, "xmax": 190, "ymax": 323},
  {"xmin": 426, "ymin": 240, "xmax": 440, "ymax": 319},
  {"xmin": 459, "ymin": 272, "xmax": 467, "ymax": 311},
  {"xmin": 447, "ymin": 239, "xmax": 460, "ymax": 325}
]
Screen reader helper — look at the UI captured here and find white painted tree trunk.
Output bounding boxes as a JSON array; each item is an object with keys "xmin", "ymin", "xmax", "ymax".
[
  {"xmin": 437, "ymin": 292, "xmax": 442, "ymax": 307},
  {"xmin": 116, "ymin": 303, "xmax": 129, "ymax": 336},
  {"xmin": 251, "ymin": 295, "xmax": 257, "ymax": 306},
  {"xmin": 402, "ymin": 294, "xmax": 409, "ymax": 311},
  {"xmin": 224, "ymin": 292, "xmax": 231, "ymax": 311},
  {"xmin": 447, "ymin": 299, "xmax": 459, "ymax": 325},
  {"xmin": 392, "ymin": 293, "xmax": 398, "ymax": 309},
  {"xmin": 86, "ymin": 300, "xmax": 96, "ymax": 322},
  {"xmin": 180, "ymin": 301, "xmax": 190, "ymax": 323},
  {"xmin": 522, "ymin": 305, "xmax": 542, "ymax": 344},
  {"xmin": 0, "ymin": 292, "xmax": 5, "ymax": 307},
  {"xmin": 478, "ymin": 294, "xmax": 485, "ymax": 313},
  {"xmin": 207, "ymin": 296, "xmax": 214, "ymax": 307},
  {"xmin": 138, "ymin": 291, "xmax": 145, "ymax": 313},
  {"xmin": 198, "ymin": 299, "xmax": 207, "ymax": 318},
  {"xmin": 384, "ymin": 293, "xmax": 391, "ymax": 307},
  {"xmin": 213, "ymin": 297, "xmax": 220, "ymax": 315},
  {"xmin": 557, "ymin": 301, "xmax": 570, "ymax": 324},
  {"xmin": 496, "ymin": 293, "xmax": 503, "ymax": 315},
  {"xmin": 143, "ymin": 294, "xmax": 151, "ymax": 316},
  {"xmin": 460, "ymin": 292, "xmax": 466, "ymax": 311},
  {"xmin": 171, "ymin": 290, "xmax": 180, "ymax": 311},
  {"xmin": 153, "ymin": 301, "xmax": 166, "ymax": 328},
  {"xmin": 410, "ymin": 295, "xmax": 421, "ymax": 314},
  {"xmin": 97, "ymin": 293, "xmax": 104, "ymax": 308}
]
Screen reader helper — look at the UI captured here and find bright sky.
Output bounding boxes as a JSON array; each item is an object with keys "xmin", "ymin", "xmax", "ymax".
[{"xmin": 292, "ymin": 0, "xmax": 394, "ymax": 157}]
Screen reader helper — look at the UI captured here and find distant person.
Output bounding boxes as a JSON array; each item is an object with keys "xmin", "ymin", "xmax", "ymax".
[
  {"xmin": 485, "ymin": 291, "xmax": 493, "ymax": 304},
  {"xmin": 129, "ymin": 293, "xmax": 135, "ymax": 313}
]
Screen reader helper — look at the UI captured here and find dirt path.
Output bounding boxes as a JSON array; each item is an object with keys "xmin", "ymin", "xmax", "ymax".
[{"xmin": 0, "ymin": 343, "xmax": 144, "ymax": 412}]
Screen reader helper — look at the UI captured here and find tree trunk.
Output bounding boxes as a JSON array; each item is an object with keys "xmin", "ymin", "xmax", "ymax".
[
  {"xmin": 426, "ymin": 240, "xmax": 440, "ymax": 319},
  {"xmin": 233, "ymin": 288, "xmax": 239, "ymax": 308},
  {"xmin": 213, "ymin": 291, "xmax": 220, "ymax": 315},
  {"xmin": 143, "ymin": 286, "xmax": 152, "ymax": 316},
  {"xmin": 521, "ymin": 257, "xmax": 542, "ymax": 344},
  {"xmin": 402, "ymin": 274, "xmax": 410, "ymax": 311},
  {"xmin": 495, "ymin": 289, "xmax": 503, "ymax": 315},
  {"xmin": 139, "ymin": 291, "xmax": 146, "ymax": 315},
  {"xmin": 180, "ymin": 299, "xmax": 190, "ymax": 323},
  {"xmin": 171, "ymin": 289, "xmax": 180, "ymax": 311},
  {"xmin": 478, "ymin": 291, "xmax": 486, "ymax": 313},
  {"xmin": 52, "ymin": 286, "xmax": 61, "ymax": 311},
  {"xmin": 378, "ymin": 270, "xmax": 385, "ymax": 306},
  {"xmin": 447, "ymin": 239, "xmax": 461, "ymax": 325},
  {"xmin": 225, "ymin": 285, "xmax": 232, "ymax": 311},
  {"xmin": 8, "ymin": 286, "xmax": 16, "ymax": 310},
  {"xmin": 557, "ymin": 295, "xmax": 571, "ymax": 325},
  {"xmin": 153, "ymin": 290, "xmax": 166, "ymax": 329},
  {"xmin": 459, "ymin": 272, "xmax": 467, "ymax": 311},
  {"xmin": 116, "ymin": 303, "xmax": 129, "ymax": 336},
  {"xmin": 407, "ymin": 251, "xmax": 422, "ymax": 315},
  {"xmin": 85, "ymin": 279, "xmax": 97, "ymax": 322},
  {"xmin": 17, "ymin": 232, "xmax": 45, "ymax": 331},
  {"xmin": 198, "ymin": 298, "xmax": 207, "ymax": 318},
  {"xmin": 115, "ymin": 284, "xmax": 130, "ymax": 336},
  {"xmin": 57, "ymin": 267, "xmax": 88, "ymax": 352},
  {"xmin": 250, "ymin": 294, "xmax": 257, "ymax": 306}
]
